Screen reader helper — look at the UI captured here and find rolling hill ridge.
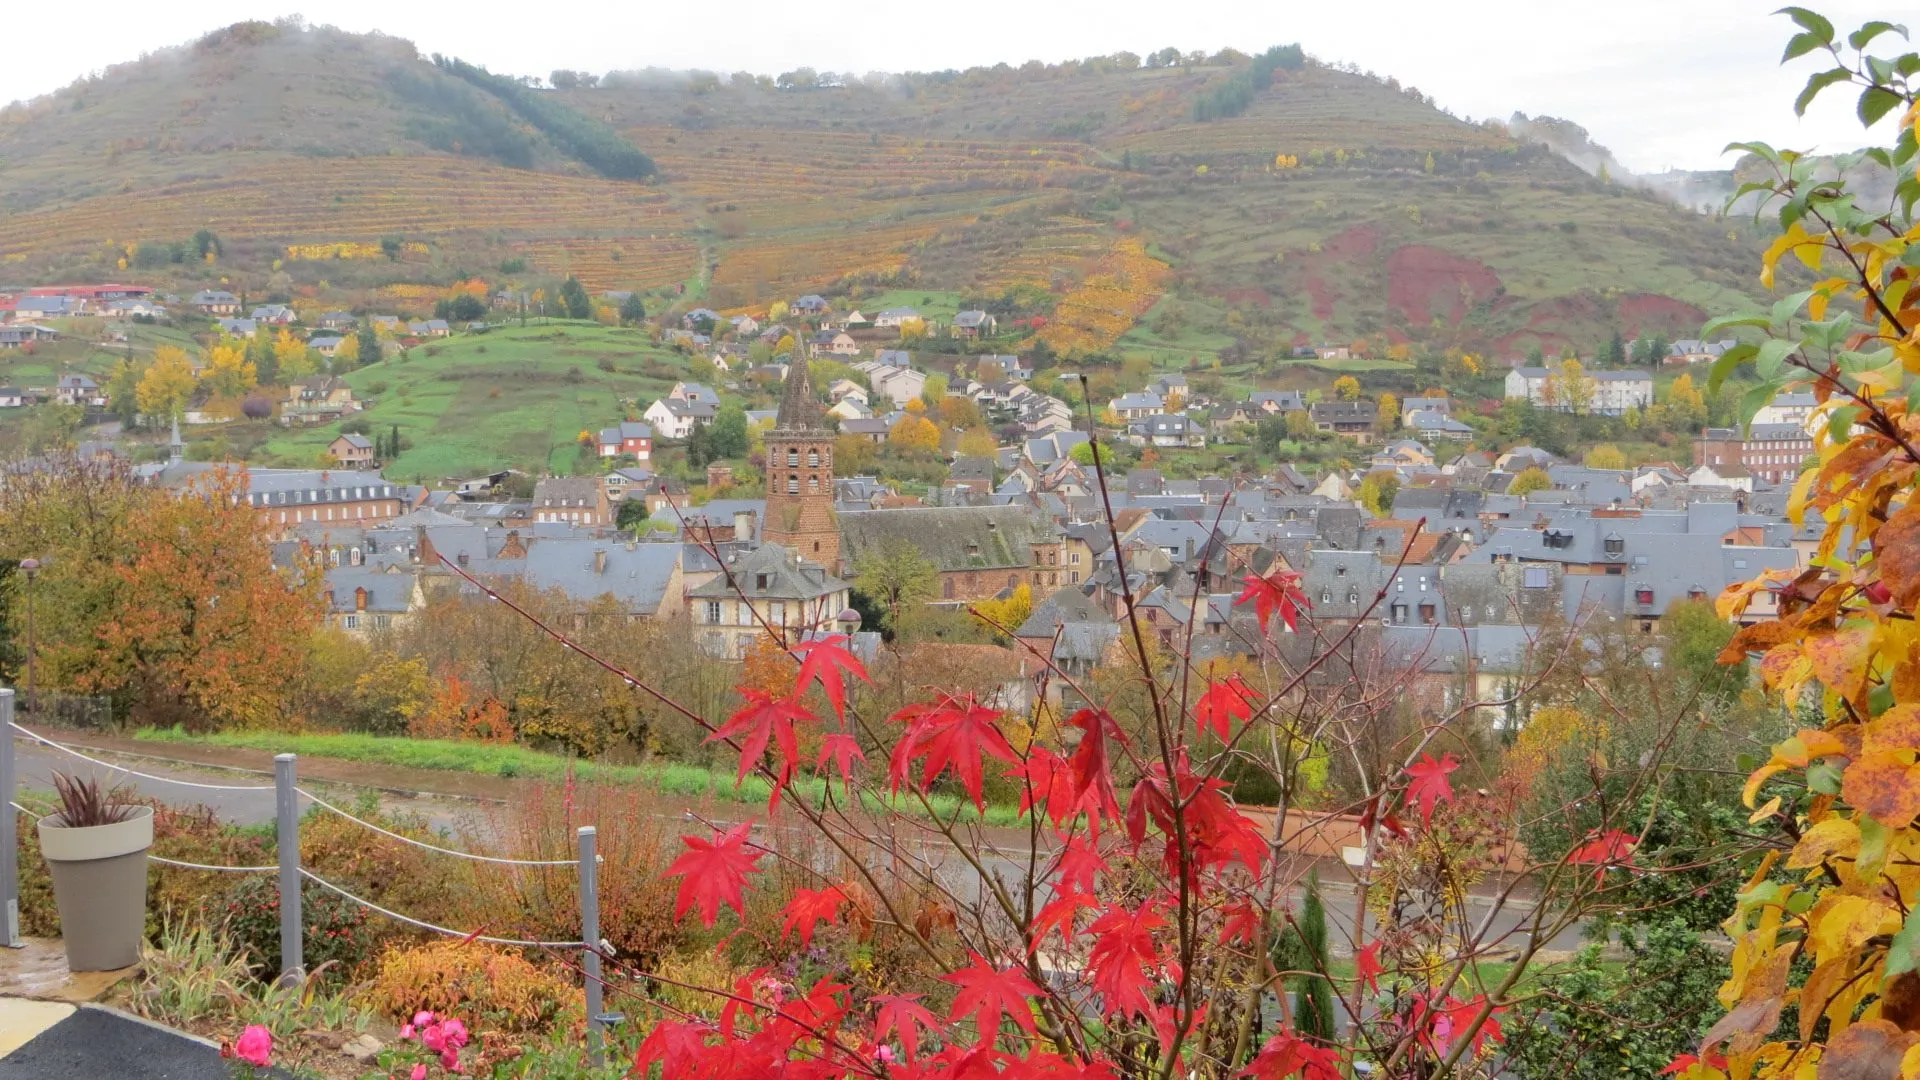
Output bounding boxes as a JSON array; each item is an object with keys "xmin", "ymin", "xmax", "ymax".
[{"xmin": 0, "ymin": 20, "xmax": 1770, "ymax": 360}]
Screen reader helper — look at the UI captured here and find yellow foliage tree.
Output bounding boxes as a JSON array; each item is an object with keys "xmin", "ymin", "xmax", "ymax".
[
  {"xmin": 888, "ymin": 413, "xmax": 940, "ymax": 452},
  {"xmin": 136, "ymin": 346, "xmax": 197, "ymax": 419},
  {"xmin": 970, "ymin": 584, "xmax": 1033, "ymax": 640},
  {"xmin": 1695, "ymin": 23, "xmax": 1920, "ymax": 1080},
  {"xmin": 202, "ymin": 343, "xmax": 257, "ymax": 398},
  {"xmin": 1377, "ymin": 391, "xmax": 1400, "ymax": 430},
  {"xmin": 1332, "ymin": 375, "xmax": 1361, "ymax": 400},
  {"xmin": 1583, "ymin": 444, "xmax": 1626, "ymax": 470},
  {"xmin": 1508, "ymin": 466, "xmax": 1552, "ymax": 497},
  {"xmin": 276, "ymin": 328, "xmax": 317, "ymax": 380}
]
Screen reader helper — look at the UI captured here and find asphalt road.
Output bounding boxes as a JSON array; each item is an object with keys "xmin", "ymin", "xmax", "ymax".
[{"xmin": 10, "ymin": 740, "xmax": 1592, "ymax": 957}]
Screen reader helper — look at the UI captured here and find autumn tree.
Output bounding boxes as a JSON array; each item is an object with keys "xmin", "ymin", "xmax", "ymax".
[
  {"xmin": 1685, "ymin": 17, "xmax": 1920, "ymax": 1080},
  {"xmin": 888, "ymin": 413, "xmax": 940, "ymax": 452},
  {"xmin": 1583, "ymin": 443, "xmax": 1626, "ymax": 470},
  {"xmin": 1332, "ymin": 374, "xmax": 1361, "ymax": 400},
  {"xmin": 851, "ymin": 537, "xmax": 938, "ymax": 632},
  {"xmin": 202, "ymin": 342, "xmax": 257, "ymax": 398},
  {"xmin": 968, "ymin": 583, "xmax": 1032, "ymax": 641},
  {"xmin": 1377, "ymin": 391, "xmax": 1400, "ymax": 431},
  {"xmin": 937, "ymin": 396, "xmax": 983, "ymax": 430},
  {"xmin": 1510, "ymin": 465, "xmax": 1553, "ymax": 496},
  {"xmin": 136, "ymin": 346, "xmax": 196, "ymax": 420}
]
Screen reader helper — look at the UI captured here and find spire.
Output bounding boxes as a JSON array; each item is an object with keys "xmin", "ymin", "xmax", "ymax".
[
  {"xmin": 169, "ymin": 416, "xmax": 184, "ymax": 464},
  {"xmin": 775, "ymin": 354, "xmax": 823, "ymax": 431}
]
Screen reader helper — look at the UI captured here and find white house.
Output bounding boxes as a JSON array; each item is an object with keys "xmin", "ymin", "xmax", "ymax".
[
  {"xmin": 868, "ymin": 366, "xmax": 927, "ymax": 408},
  {"xmin": 1108, "ymin": 392, "xmax": 1165, "ymax": 420},
  {"xmin": 1688, "ymin": 462, "xmax": 1754, "ymax": 493},
  {"xmin": 643, "ymin": 397, "xmax": 716, "ymax": 439},
  {"xmin": 873, "ymin": 308, "xmax": 920, "ymax": 329},
  {"xmin": 1503, "ymin": 367, "xmax": 1652, "ymax": 416},
  {"xmin": 1752, "ymin": 391, "xmax": 1820, "ymax": 433}
]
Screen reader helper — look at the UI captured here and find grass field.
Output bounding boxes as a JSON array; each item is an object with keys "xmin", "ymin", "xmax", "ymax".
[
  {"xmin": 135, "ymin": 726, "xmax": 1026, "ymax": 827},
  {"xmin": 256, "ymin": 321, "xmax": 709, "ymax": 478}
]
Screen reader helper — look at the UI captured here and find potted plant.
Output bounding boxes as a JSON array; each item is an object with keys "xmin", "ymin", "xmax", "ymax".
[{"xmin": 37, "ymin": 773, "xmax": 152, "ymax": 971}]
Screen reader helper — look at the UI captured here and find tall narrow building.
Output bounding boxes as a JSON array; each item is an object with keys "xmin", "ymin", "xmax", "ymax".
[{"xmin": 762, "ymin": 356, "xmax": 839, "ymax": 567}]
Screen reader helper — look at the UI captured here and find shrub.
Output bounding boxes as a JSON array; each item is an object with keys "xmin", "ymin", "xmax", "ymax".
[
  {"xmin": 131, "ymin": 917, "xmax": 251, "ymax": 1028},
  {"xmin": 221, "ymin": 874, "xmax": 374, "ymax": 981},
  {"xmin": 365, "ymin": 941, "xmax": 577, "ymax": 1034}
]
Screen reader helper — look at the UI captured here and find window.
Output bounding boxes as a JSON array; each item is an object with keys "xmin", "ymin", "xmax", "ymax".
[
  {"xmin": 788, "ymin": 477, "xmax": 800, "ymax": 494},
  {"xmin": 771, "ymin": 601, "xmax": 786, "ymax": 625},
  {"xmin": 1391, "ymin": 603, "xmax": 1408, "ymax": 624},
  {"xmin": 808, "ymin": 477, "xmax": 819, "ymax": 492},
  {"xmin": 755, "ymin": 574, "xmax": 769, "ymax": 591},
  {"xmin": 342, "ymin": 614, "xmax": 360, "ymax": 630},
  {"xmin": 705, "ymin": 601, "xmax": 722, "ymax": 624},
  {"xmin": 1070, "ymin": 571, "xmax": 1081, "ymax": 584},
  {"xmin": 374, "ymin": 615, "xmax": 392, "ymax": 629},
  {"xmin": 1419, "ymin": 603, "xmax": 1436, "ymax": 624},
  {"xmin": 787, "ymin": 449, "xmax": 799, "ymax": 467},
  {"xmin": 807, "ymin": 450, "xmax": 819, "ymax": 467},
  {"xmin": 942, "ymin": 578, "xmax": 955, "ymax": 600},
  {"xmin": 1071, "ymin": 552, "xmax": 1081, "ymax": 565},
  {"xmin": 1636, "ymin": 588, "xmax": 1655, "ymax": 605}
]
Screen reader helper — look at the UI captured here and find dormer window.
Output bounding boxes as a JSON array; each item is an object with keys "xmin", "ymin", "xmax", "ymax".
[
  {"xmin": 755, "ymin": 574, "xmax": 769, "ymax": 591},
  {"xmin": 1636, "ymin": 587, "xmax": 1655, "ymax": 605},
  {"xmin": 1604, "ymin": 534, "xmax": 1624, "ymax": 557}
]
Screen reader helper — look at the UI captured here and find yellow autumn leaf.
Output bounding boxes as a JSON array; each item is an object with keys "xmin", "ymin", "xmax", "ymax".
[
  {"xmin": 1787, "ymin": 816, "xmax": 1861, "ymax": 869},
  {"xmin": 1750, "ymin": 795, "xmax": 1783, "ymax": 824}
]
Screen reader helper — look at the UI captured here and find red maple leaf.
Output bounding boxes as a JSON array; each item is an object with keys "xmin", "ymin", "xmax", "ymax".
[
  {"xmin": 1661, "ymin": 1053, "xmax": 1729, "ymax": 1076},
  {"xmin": 779, "ymin": 885, "xmax": 846, "ymax": 947},
  {"xmin": 942, "ymin": 953, "xmax": 1041, "ymax": 1038},
  {"xmin": 1403, "ymin": 752, "xmax": 1460, "ymax": 823},
  {"xmin": 1242, "ymin": 1029, "xmax": 1342, "ymax": 1080},
  {"xmin": 1065, "ymin": 707, "xmax": 1126, "ymax": 828},
  {"xmin": 1354, "ymin": 941, "xmax": 1382, "ymax": 994},
  {"xmin": 708, "ymin": 690, "xmax": 816, "ymax": 788},
  {"xmin": 1030, "ymin": 890, "xmax": 1099, "ymax": 953},
  {"xmin": 1235, "ymin": 568, "xmax": 1309, "ymax": 634},
  {"xmin": 1357, "ymin": 793, "xmax": 1408, "ymax": 840},
  {"xmin": 1007, "ymin": 746, "xmax": 1075, "ymax": 826},
  {"xmin": 888, "ymin": 695, "xmax": 1018, "ymax": 811},
  {"xmin": 1053, "ymin": 835, "xmax": 1108, "ymax": 894},
  {"xmin": 632, "ymin": 1020, "xmax": 710, "ymax": 1078},
  {"xmin": 792, "ymin": 633, "xmax": 870, "ymax": 720},
  {"xmin": 1570, "ymin": 829, "xmax": 1638, "ymax": 882},
  {"xmin": 815, "ymin": 732, "xmax": 865, "ymax": 785},
  {"xmin": 665, "ymin": 821, "xmax": 764, "ymax": 927},
  {"xmin": 1220, "ymin": 899, "xmax": 1261, "ymax": 946},
  {"xmin": 1086, "ymin": 903, "xmax": 1165, "ymax": 1018},
  {"xmin": 872, "ymin": 994, "xmax": 941, "ymax": 1061},
  {"xmin": 1195, "ymin": 674, "xmax": 1258, "ymax": 739}
]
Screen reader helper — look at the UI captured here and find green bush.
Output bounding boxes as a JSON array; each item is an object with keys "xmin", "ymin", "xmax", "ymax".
[{"xmin": 220, "ymin": 875, "xmax": 374, "ymax": 982}]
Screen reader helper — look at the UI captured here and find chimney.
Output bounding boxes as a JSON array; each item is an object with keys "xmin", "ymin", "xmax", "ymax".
[
  {"xmin": 594, "ymin": 548, "xmax": 607, "ymax": 574},
  {"xmin": 1185, "ymin": 537, "xmax": 1195, "ymax": 561},
  {"xmin": 499, "ymin": 530, "xmax": 527, "ymax": 559},
  {"xmin": 354, "ymin": 586, "xmax": 367, "ymax": 611},
  {"xmin": 733, "ymin": 510, "xmax": 756, "ymax": 544},
  {"xmin": 415, "ymin": 525, "xmax": 434, "ymax": 566},
  {"xmin": 456, "ymin": 552, "xmax": 469, "ymax": 568}
]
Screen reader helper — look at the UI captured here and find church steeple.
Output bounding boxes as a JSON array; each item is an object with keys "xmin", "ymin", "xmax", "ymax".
[{"xmin": 763, "ymin": 354, "xmax": 838, "ymax": 568}]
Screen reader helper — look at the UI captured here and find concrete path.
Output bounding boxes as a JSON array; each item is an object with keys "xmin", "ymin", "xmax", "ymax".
[{"xmin": 0, "ymin": 1002, "xmax": 269, "ymax": 1079}]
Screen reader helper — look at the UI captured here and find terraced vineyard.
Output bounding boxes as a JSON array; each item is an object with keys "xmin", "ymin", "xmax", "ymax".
[
  {"xmin": 1038, "ymin": 238, "xmax": 1172, "ymax": 355},
  {"xmin": 709, "ymin": 219, "xmax": 956, "ymax": 309},
  {"xmin": 0, "ymin": 158, "xmax": 690, "ymax": 255},
  {"xmin": 512, "ymin": 236, "xmax": 701, "ymax": 292}
]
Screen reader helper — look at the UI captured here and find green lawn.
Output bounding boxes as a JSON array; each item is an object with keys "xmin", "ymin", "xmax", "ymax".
[
  {"xmin": 849, "ymin": 289, "xmax": 966, "ymax": 321},
  {"xmin": 256, "ymin": 321, "xmax": 710, "ymax": 479},
  {"xmin": 134, "ymin": 727, "xmax": 1026, "ymax": 827}
]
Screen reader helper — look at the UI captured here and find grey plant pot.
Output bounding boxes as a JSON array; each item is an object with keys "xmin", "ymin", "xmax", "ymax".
[{"xmin": 38, "ymin": 806, "xmax": 153, "ymax": 971}]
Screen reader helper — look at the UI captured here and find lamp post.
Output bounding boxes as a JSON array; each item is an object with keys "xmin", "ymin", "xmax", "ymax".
[{"xmin": 18, "ymin": 559, "xmax": 36, "ymax": 715}]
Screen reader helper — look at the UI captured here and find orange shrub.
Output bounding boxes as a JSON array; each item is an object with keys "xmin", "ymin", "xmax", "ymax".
[{"xmin": 365, "ymin": 940, "xmax": 578, "ymax": 1034}]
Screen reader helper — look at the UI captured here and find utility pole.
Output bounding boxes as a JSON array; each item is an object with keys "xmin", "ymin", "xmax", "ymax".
[{"xmin": 19, "ymin": 559, "xmax": 38, "ymax": 716}]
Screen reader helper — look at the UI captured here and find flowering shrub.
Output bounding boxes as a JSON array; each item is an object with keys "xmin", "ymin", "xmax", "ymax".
[
  {"xmin": 373, "ymin": 1010, "xmax": 471, "ymax": 1078},
  {"xmin": 221, "ymin": 875, "xmax": 372, "ymax": 980},
  {"xmin": 219, "ymin": 1023, "xmax": 272, "ymax": 1077}
]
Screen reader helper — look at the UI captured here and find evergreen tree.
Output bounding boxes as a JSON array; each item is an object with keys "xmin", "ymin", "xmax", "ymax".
[
  {"xmin": 1271, "ymin": 871, "xmax": 1337, "ymax": 1044},
  {"xmin": 357, "ymin": 324, "xmax": 381, "ymax": 367},
  {"xmin": 1606, "ymin": 332, "xmax": 1626, "ymax": 367},
  {"xmin": 619, "ymin": 292, "xmax": 646, "ymax": 325},
  {"xmin": 560, "ymin": 276, "xmax": 592, "ymax": 320}
]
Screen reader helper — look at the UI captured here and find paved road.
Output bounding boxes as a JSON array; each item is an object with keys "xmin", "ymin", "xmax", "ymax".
[
  {"xmin": 12, "ymin": 740, "xmax": 1593, "ymax": 957},
  {"xmin": 0, "ymin": 1003, "xmax": 285, "ymax": 1079}
]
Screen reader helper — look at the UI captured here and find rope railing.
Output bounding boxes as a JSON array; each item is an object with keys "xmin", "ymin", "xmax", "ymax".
[
  {"xmin": 8, "ymin": 723, "xmax": 275, "ymax": 792},
  {"xmin": 295, "ymin": 789, "xmax": 576, "ymax": 867},
  {"xmin": 299, "ymin": 868, "xmax": 583, "ymax": 950}
]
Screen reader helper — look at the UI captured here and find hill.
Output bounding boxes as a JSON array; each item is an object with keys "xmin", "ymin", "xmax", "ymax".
[{"xmin": 0, "ymin": 22, "xmax": 1771, "ymax": 360}]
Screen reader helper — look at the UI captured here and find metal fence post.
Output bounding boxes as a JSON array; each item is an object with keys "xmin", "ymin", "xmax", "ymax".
[
  {"xmin": 275, "ymin": 754, "xmax": 302, "ymax": 984},
  {"xmin": 0, "ymin": 689, "xmax": 19, "ymax": 948},
  {"xmin": 579, "ymin": 825, "xmax": 602, "ymax": 1066}
]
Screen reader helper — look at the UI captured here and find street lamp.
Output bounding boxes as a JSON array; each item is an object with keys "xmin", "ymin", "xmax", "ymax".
[{"xmin": 18, "ymin": 559, "xmax": 36, "ymax": 715}]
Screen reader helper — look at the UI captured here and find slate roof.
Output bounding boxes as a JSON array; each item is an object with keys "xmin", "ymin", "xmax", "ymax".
[
  {"xmin": 839, "ymin": 505, "xmax": 1059, "ymax": 572},
  {"xmin": 686, "ymin": 542, "xmax": 844, "ymax": 601},
  {"xmin": 520, "ymin": 538, "xmax": 683, "ymax": 615}
]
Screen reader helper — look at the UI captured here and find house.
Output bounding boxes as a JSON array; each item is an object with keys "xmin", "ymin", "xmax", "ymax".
[
  {"xmin": 1109, "ymin": 392, "xmax": 1165, "ymax": 420},
  {"xmin": 323, "ymin": 569, "xmax": 423, "ymax": 637},
  {"xmin": 1401, "ymin": 396, "xmax": 1451, "ymax": 422},
  {"xmin": 1248, "ymin": 390, "xmax": 1308, "ymax": 415},
  {"xmin": 53, "ymin": 374, "xmax": 104, "ymax": 407},
  {"xmin": 873, "ymin": 307, "xmax": 920, "ymax": 329},
  {"xmin": 407, "ymin": 320, "xmax": 451, "ymax": 338},
  {"xmin": 1666, "ymin": 339, "xmax": 1738, "ymax": 365},
  {"xmin": 308, "ymin": 335, "xmax": 346, "ymax": 357},
  {"xmin": 329, "ymin": 433, "xmax": 376, "ymax": 466},
  {"xmin": 826, "ymin": 379, "xmax": 869, "ymax": 405},
  {"xmin": 669, "ymin": 382, "xmax": 721, "ymax": 408},
  {"xmin": 827, "ymin": 398, "xmax": 872, "ymax": 422},
  {"xmin": 602, "ymin": 466, "xmax": 658, "ymax": 504},
  {"xmin": 867, "ymin": 366, "xmax": 927, "ymax": 408},
  {"xmin": 1313, "ymin": 343, "xmax": 1352, "ymax": 361},
  {"xmin": 10, "ymin": 295, "xmax": 79, "ymax": 321},
  {"xmin": 1503, "ymin": 367, "xmax": 1654, "ymax": 415},
  {"xmin": 103, "ymin": 299, "xmax": 167, "ymax": 320},
  {"xmin": 283, "ymin": 377, "xmax": 359, "ymax": 424},
  {"xmin": 872, "ymin": 349, "xmax": 913, "ymax": 369},
  {"xmin": 729, "ymin": 314, "xmax": 761, "ymax": 337},
  {"xmin": 838, "ymin": 417, "xmax": 892, "ymax": 443},
  {"xmin": 791, "ymin": 295, "xmax": 829, "ymax": 315},
  {"xmin": 1693, "ymin": 424, "xmax": 1813, "ymax": 485},
  {"xmin": 1752, "ymin": 391, "xmax": 1819, "ymax": 432},
  {"xmin": 370, "ymin": 315, "xmax": 401, "ymax": 334},
  {"xmin": 190, "ymin": 290, "xmax": 241, "ymax": 315},
  {"xmin": 0, "ymin": 325, "xmax": 58, "ymax": 350},
  {"xmin": 682, "ymin": 307, "xmax": 720, "ymax": 329},
  {"xmin": 250, "ymin": 305, "xmax": 297, "ymax": 326},
  {"xmin": 1310, "ymin": 400, "xmax": 1379, "ymax": 442},
  {"xmin": 951, "ymin": 310, "xmax": 996, "ymax": 339},
  {"xmin": 215, "ymin": 318, "xmax": 259, "ymax": 339},
  {"xmin": 531, "ymin": 476, "xmax": 612, "ymax": 526},
  {"xmin": 0, "ymin": 389, "xmax": 24, "ymax": 408},
  {"xmin": 596, "ymin": 421, "xmax": 654, "ymax": 460},
  {"xmin": 688, "ymin": 542, "xmax": 853, "ymax": 658},
  {"xmin": 1140, "ymin": 414, "xmax": 1205, "ymax": 448},
  {"xmin": 642, "ymin": 397, "xmax": 716, "ymax": 439},
  {"xmin": 809, "ymin": 331, "xmax": 859, "ymax": 357},
  {"xmin": 318, "ymin": 311, "xmax": 358, "ymax": 332},
  {"xmin": 1404, "ymin": 408, "xmax": 1474, "ymax": 440},
  {"xmin": 838, "ymin": 504, "xmax": 1068, "ymax": 604},
  {"xmin": 948, "ymin": 456, "xmax": 997, "ymax": 495}
]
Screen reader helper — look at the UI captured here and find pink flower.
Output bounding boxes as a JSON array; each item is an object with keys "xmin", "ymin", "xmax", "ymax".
[
  {"xmin": 439, "ymin": 1018, "xmax": 469, "ymax": 1049},
  {"xmin": 412, "ymin": 1011, "xmax": 435, "ymax": 1028},
  {"xmin": 399, "ymin": 1023, "xmax": 415, "ymax": 1040},
  {"xmin": 440, "ymin": 1047, "xmax": 462, "ymax": 1072},
  {"xmin": 410, "ymin": 1066, "xmax": 427, "ymax": 1080},
  {"xmin": 422, "ymin": 1023, "xmax": 448, "ymax": 1053},
  {"xmin": 233, "ymin": 1025, "xmax": 272, "ymax": 1068}
]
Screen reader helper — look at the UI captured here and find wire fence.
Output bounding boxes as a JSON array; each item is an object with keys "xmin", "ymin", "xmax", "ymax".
[{"xmin": 0, "ymin": 697, "xmax": 614, "ymax": 1065}]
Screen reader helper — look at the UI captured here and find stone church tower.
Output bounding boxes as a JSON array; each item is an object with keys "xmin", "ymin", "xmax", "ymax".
[{"xmin": 762, "ymin": 357, "xmax": 839, "ymax": 567}]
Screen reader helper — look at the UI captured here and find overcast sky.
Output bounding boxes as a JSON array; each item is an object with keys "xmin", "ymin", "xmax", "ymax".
[{"xmin": 1, "ymin": 1, "xmax": 1902, "ymax": 172}]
